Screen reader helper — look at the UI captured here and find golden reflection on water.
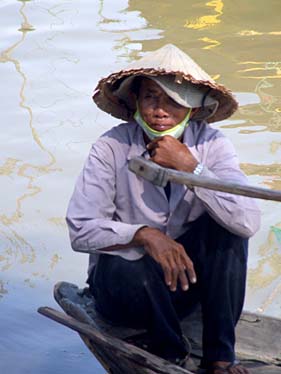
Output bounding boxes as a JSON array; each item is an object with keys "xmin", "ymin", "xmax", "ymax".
[
  {"xmin": 238, "ymin": 61, "xmax": 281, "ymax": 80},
  {"xmin": 248, "ymin": 223, "xmax": 281, "ymax": 312},
  {"xmin": 0, "ymin": 1, "xmax": 58, "ymax": 227},
  {"xmin": 223, "ymin": 74, "xmax": 281, "ymax": 134},
  {"xmin": 199, "ymin": 36, "xmax": 221, "ymax": 50},
  {"xmin": 185, "ymin": 0, "xmax": 223, "ymax": 30},
  {"xmin": 50, "ymin": 254, "xmax": 61, "ymax": 270},
  {"xmin": 0, "ymin": 228, "xmax": 36, "ymax": 272},
  {"xmin": 238, "ymin": 30, "xmax": 281, "ymax": 37},
  {"xmin": 48, "ymin": 217, "xmax": 66, "ymax": 227},
  {"xmin": 0, "ymin": 0, "xmax": 61, "ymax": 290},
  {"xmin": 240, "ymin": 161, "xmax": 281, "ymax": 191},
  {"xmin": 18, "ymin": 0, "xmax": 35, "ymax": 32}
]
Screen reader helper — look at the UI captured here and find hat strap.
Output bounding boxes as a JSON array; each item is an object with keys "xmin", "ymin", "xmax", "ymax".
[{"xmin": 201, "ymin": 88, "xmax": 212, "ymax": 109}]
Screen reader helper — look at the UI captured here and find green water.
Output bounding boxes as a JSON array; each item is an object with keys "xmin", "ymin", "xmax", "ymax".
[{"xmin": 0, "ymin": 1, "xmax": 280, "ymax": 373}]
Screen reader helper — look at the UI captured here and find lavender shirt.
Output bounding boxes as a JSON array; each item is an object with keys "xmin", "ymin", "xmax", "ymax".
[{"xmin": 66, "ymin": 120, "xmax": 261, "ymax": 274}]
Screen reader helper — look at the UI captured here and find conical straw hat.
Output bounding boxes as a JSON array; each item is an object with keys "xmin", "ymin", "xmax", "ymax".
[{"xmin": 93, "ymin": 44, "xmax": 238, "ymax": 123}]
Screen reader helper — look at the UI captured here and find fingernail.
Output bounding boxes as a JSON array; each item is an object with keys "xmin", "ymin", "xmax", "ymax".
[
  {"xmin": 183, "ymin": 285, "xmax": 189, "ymax": 291},
  {"xmin": 191, "ymin": 277, "xmax": 197, "ymax": 283}
]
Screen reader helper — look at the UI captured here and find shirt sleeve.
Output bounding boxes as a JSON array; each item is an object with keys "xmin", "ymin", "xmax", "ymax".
[
  {"xmin": 66, "ymin": 139, "xmax": 145, "ymax": 254},
  {"xmin": 194, "ymin": 136, "xmax": 261, "ymax": 238}
]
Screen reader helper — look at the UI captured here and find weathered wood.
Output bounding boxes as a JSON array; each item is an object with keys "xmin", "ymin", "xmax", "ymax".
[
  {"xmin": 48, "ymin": 281, "xmax": 281, "ymax": 373},
  {"xmin": 128, "ymin": 157, "xmax": 281, "ymax": 202},
  {"xmin": 181, "ymin": 308, "xmax": 281, "ymax": 365},
  {"xmin": 237, "ymin": 313, "xmax": 281, "ymax": 365},
  {"xmin": 53, "ymin": 281, "xmax": 146, "ymax": 340},
  {"xmin": 38, "ymin": 306, "xmax": 193, "ymax": 374}
]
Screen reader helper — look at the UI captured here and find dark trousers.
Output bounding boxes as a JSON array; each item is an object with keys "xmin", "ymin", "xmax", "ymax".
[{"xmin": 88, "ymin": 213, "xmax": 248, "ymax": 365}]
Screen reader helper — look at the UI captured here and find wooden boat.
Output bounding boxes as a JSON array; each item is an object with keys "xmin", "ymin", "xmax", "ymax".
[{"xmin": 38, "ymin": 281, "xmax": 281, "ymax": 374}]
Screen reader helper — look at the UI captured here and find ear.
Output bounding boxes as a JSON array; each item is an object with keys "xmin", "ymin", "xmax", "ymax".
[{"xmin": 190, "ymin": 107, "xmax": 200, "ymax": 118}]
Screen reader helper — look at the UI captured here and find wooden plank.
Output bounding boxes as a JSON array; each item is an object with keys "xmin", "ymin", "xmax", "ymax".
[
  {"xmin": 236, "ymin": 312, "xmax": 281, "ymax": 365},
  {"xmin": 38, "ymin": 306, "xmax": 193, "ymax": 374},
  {"xmin": 181, "ymin": 308, "xmax": 281, "ymax": 365},
  {"xmin": 128, "ymin": 157, "xmax": 281, "ymax": 202}
]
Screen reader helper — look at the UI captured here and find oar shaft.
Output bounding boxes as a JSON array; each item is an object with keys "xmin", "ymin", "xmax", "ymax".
[{"xmin": 128, "ymin": 157, "xmax": 281, "ymax": 202}]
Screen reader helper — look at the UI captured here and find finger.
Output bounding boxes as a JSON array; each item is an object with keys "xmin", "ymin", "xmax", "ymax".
[
  {"xmin": 167, "ymin": 257, "xmax": 179, "ymax": 292},
  {"xmin": 181, "ymin": 252, "xmax": 197, "ymax": 284},
  {"xmin": 161, "ymin": 261, "xmax": 172, "ymax": 289},
  {"xmin": 178, "ymin": 269, "xmax": 189, "ymax": 291},
  {"xmin": 173, "ymin": 252, "xmax": 189, "ymax": 291},
  {"xmin": 146, "ymin": 137, "xmax": 162, "ymax": 149},
  {"xmin": 150, "ymin": 148, "xmax": 156, "ymax": 157}
]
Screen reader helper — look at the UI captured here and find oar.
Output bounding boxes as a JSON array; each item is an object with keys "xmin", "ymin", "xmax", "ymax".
[{"xmin": 128, "ymin": 157, "xmax": 281, "ymax": 202}]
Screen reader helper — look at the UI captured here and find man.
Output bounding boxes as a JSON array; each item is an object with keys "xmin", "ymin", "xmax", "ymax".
[{"xmin": 66, "ymin": 44, "xmax": 260, "ymax": 374}]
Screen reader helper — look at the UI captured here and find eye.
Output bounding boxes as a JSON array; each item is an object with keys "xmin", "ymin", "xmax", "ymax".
[
  {"xmin": 167, "ymin": 97, "xmax": 182, "ymax": 108},
  {"xmin": 144, "ymin": 94, "xmax": 158, "ymax": 101}
]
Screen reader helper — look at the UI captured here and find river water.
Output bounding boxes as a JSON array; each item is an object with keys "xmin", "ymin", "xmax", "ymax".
[{"xmin": 0, "ymin": 1, "xmax": 280, "ymax": 373}]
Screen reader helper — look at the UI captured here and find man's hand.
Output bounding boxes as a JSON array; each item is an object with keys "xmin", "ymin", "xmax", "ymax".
[
  {"xmin": 134, "ymin": 227, "xmax": 197, "ymax": 292},
  {"xmin": 147, "ymin": 135, "xmax": 198, "ymax": 172}
]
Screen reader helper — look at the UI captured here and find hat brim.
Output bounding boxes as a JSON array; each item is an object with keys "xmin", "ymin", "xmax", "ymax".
[{"xmin": 93, "ymin": 69, "xmax": 237, "ymax": 123}]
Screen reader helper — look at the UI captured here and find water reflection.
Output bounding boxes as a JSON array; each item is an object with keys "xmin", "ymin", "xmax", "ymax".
[
  {"xmin": 0, "ymin": 280, "xmax": 8, "ymax": 298},
  {"xmin": 18, "ymin": 0, "xmax": 35, "ymax": 32},
  {"xmin": 0, "ymin": 1, "xmax": 57, "ymax": 226},
  {"xmin": 1, "ymin": 228, "xmax": 36, "ymax": 266},
  {"xmin": 248, "ymin": 223, "xmax": 281, "ymax": 313},
  {"xmin": 225, "ymin": 78, "xmax": 281, "ymax": 135},
  {"xmin": 97, "ymin": 0, "xmax": 161, "ymax": 62},
  {"xmin": 0, "ymin": 0, "xmax": 61, "ymax": 292},
  {"xmin": 185, "ymin": 0, "xmax": 224, "ymax": 30}
]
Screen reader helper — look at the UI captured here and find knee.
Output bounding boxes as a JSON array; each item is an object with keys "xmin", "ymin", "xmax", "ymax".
[{"xmin": 111, "ymin": 255, "xmax": 155, "ymax": 289}]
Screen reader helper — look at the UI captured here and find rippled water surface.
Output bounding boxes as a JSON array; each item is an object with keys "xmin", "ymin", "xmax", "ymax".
[{"xmin": 1, "ymin": 1, "xmax": 281, "ymax": 373}]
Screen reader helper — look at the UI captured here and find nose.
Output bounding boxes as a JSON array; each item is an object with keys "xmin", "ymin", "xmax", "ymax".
[{"xmin": 153, "ymin": 96, "xmax": 168, "ymax": 117}]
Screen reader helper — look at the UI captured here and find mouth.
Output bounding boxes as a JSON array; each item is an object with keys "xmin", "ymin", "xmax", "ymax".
[{"xmin": 150, "ymin": 122, "xmax": 173, "ymax": 131}]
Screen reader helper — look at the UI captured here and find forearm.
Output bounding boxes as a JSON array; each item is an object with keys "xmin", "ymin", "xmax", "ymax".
[
  {"xmin": 67, "ymin": 216, "xmax": 147, "ymax": 254},
  {"xmin": 96, "ymin": 226, "xmax": 152, "ymax": 251},
  {"xmin": 194, "ymin": 166, "xmax": 261, "ymax": 238}
]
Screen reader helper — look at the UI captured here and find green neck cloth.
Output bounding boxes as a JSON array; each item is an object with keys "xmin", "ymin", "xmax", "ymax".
[{"xmin": 134, "ymin": 107, "xmax": 192, "ymax": 140}]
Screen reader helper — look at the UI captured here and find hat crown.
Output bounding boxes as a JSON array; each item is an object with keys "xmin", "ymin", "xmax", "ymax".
[{"xmin": 124, "ymin": 44, "xmax": 215, "ymax": 84}]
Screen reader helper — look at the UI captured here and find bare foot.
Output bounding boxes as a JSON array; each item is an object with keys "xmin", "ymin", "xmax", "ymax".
[{"xmin": 209, "ymin": 361, "xmax": 250, "ymax": 374}]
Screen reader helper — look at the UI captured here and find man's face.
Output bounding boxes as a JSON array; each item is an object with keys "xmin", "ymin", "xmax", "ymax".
[{"xmin": 138, "ymin": 78, "xmax": 190, "ymax": 131}]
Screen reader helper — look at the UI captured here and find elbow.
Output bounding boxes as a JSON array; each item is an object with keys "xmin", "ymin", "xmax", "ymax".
[
  {"xmin": 240, "ymin": 225, "xmax": 259, "ymax": 239},
  {"xmin": 239, "ymin": 212, "xmax": 261, "ymax": 239},
  {"xmin": 229, "ymin": 204, "xmax": 261, "ymax": 238},
  {"xmin": 65, "ymin": 216, "xmax": 88, "ymax": 253},
  {"xmin": 70, "ymin": 237, "xmax": 91, "ymax": 253},
  {"xmin": 70, "ymin": 238, "xmax": 81, "ymax": 252}
]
